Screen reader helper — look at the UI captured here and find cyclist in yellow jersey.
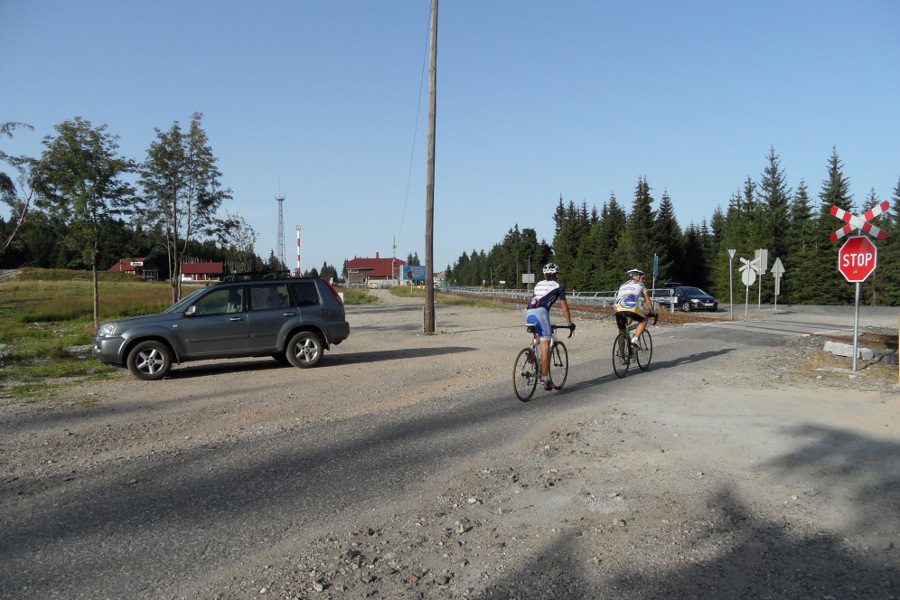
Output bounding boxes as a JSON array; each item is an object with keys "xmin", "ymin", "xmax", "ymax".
[{"xmin": 614, "ymin": 268, "xmax": 654, "ymax": 345}]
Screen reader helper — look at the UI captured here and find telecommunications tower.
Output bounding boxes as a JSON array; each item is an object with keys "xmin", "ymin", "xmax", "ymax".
[{"xmin": 275, "ymin": 194, "xmax": 286, "ymax": 269}]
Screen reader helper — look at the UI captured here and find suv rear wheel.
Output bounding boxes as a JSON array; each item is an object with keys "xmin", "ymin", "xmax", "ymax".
[
  {"xmin": 286, "ymin": 331, "xmax": 323, "ymax": 368},
  {"xmin": 127, "ymin": 340, "xmax": 173, "ymax": 380}
]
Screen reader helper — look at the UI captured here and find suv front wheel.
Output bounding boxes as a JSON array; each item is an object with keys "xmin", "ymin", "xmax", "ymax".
[
  {"xmin": 127, "ymin": 340, "xmax": 173, "ymax": 380},
  {"xmin": 680, "ymin": 301, "xmax": 692, "ymax": 312},
  {"xmin": 286, "ymin": 331, "xmax": 323, "ymax": 368}
]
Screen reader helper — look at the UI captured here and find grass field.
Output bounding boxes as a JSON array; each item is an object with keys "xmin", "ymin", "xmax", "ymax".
[{"xmin": 0, "ymin": 269, "xmax": 376, "ymax": 400}]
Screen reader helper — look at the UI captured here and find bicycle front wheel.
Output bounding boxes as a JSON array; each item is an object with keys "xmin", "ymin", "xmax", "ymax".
[
  {"xmin": 612, "ymin": 332, "xmax": 630, "ymax": 378},
  {"xmin": 513, "ymin": 347, "xmax": 538, "ymax": 401},
  {"xmin": 548, "ymin": 341, "xmax": 568, "ymax": 390},
  {"xmin": 635, "ymin": 329, "xmax": 653, "ymax": 371}
]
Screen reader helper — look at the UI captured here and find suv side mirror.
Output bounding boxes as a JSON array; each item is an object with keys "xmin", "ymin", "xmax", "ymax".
[{"xmin": 185, "ymin": 305, "xmax": 197, "ymax": 317}]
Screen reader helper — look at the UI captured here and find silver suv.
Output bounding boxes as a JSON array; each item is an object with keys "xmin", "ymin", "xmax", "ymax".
[{"xmin": 93, "ymin": 276, "xmax": 350, "ymax": 380}]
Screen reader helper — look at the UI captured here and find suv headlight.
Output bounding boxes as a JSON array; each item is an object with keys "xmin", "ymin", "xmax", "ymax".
[{"xmin": 98, "ymin": 323, "xmax": 118, "ymax": 337}]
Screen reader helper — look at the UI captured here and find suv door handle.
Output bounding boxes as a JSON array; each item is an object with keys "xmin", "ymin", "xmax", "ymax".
[
  {"xmin": 282, "ymin": 312, "xmax": 295, "ymax": 317},
  {"xmin": 230, "ymin": 316, "xmax": 244, "ymax": 321}
]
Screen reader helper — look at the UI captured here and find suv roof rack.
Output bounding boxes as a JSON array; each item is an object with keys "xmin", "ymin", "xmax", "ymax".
[{"xmin": 220, "ymin": 270, "xmax": 295, "ymax": 282}]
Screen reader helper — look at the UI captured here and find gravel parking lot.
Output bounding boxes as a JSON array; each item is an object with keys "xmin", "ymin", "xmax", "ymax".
[{"xmin": 1, "ymin": 290, "xmax": 897, "ymax": 599}]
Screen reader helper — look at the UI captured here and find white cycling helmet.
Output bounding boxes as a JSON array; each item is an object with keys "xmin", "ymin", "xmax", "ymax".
[
  {"xmin": 626, "ymin": 268, "xmax": 644, "ymax": 278},
  {"xmin": 542, "ymin": 263, "xmax": 559, "ymax": 275}
]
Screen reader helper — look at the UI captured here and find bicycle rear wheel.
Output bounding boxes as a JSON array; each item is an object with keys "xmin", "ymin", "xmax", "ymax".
[
  {"xmin": 513, "ymin": 347, "xmax": 538, "ymax": 401},
  {"xmin": 548, "ymin": 341, "xmax": 568, "ymax": 390},
  {"xmin": 612, "ymin": 332, "xmax": 630, "ymax": 378},
  {"xmin": 635, "ymin": 329, "xmax": 653, "ymax": 371}
]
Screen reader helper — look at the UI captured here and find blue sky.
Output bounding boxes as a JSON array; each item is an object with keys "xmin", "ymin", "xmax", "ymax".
[{"xmin": 2, "ymin": 0, "xmax": 899, "ymax": 273}]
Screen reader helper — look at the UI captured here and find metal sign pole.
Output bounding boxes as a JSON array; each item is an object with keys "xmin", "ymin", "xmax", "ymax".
[
  {"xmin": 744, "ymin": 277, "xmax": 749, "ymax": 317},
  {"xmin": 852, "ymin": 282, "xmax": 861, "ymax": 372},
  {"xmin": 729, "ymin": 259, "xmax": 734, "ymax": 320},
  {"xmin": 727, "ymin": 249, "xmax": 736, "ymax": 321}
]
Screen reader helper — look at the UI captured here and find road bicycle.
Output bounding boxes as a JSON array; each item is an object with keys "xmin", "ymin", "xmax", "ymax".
[
  {"xmin": 612, "ymin": 313, "xmax": 657, "ymax": 378},
  {"xmin": 513, "ymin": 323, "xmax": 575, "ymax": 402}
]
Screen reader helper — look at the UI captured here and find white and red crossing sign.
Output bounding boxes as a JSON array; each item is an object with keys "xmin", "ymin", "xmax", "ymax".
[
  {"xmin": 830, "ymin": 200, "xmax": 890, "ymax": 242},
  {"xmin": 838, "ymin": 236, "xmax": 878, "ymax": 283}
]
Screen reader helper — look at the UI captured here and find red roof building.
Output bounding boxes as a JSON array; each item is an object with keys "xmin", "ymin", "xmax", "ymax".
[
  {"xmin": 108, "ymin": 257, "xmax": 159, "ymax": 280},
  {"xmin": 345, "ymin": 252, "xmax": 405, "ymax": 285},
  {"xmin": 180, "ymin": 261, "xmax": 224, "ymax": 282}
]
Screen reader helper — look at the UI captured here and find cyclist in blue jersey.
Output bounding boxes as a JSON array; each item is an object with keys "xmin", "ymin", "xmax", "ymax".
[
  {"xmin": 525, "ymin": 263, "xmax": 574, "ymax": 390},
  {"xmin": 614, "ymin": 268, "xmax": 655, "ymax": 345}
]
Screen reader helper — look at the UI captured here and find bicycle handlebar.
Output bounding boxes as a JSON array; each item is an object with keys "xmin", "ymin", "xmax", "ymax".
[
  {"xmin": 647, "ymin": 312, "xmax": 658, "ymax": 326},
  {"xmin": 552, "ymin": 323, "xmax": 576, "ymax": 338}
]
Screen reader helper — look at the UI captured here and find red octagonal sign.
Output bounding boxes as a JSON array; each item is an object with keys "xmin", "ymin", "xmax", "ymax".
[{"xmin": 838, "ymin": 236, "xmax": 878, "ymax": 282}]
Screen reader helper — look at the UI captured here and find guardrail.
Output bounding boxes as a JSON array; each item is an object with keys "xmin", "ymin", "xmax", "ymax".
[{"xmin": 443, "ymin": 286, "xmax": 679, "ymax": 312}]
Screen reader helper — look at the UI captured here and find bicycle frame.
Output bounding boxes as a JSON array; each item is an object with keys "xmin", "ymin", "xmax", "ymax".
[
  {"xmin": 514, "ymin": 323, "xmax": 573, "ymax": 401},
  {"xmin": 612, "ymin": 313, "xmax": 656, "ymax": 378}
]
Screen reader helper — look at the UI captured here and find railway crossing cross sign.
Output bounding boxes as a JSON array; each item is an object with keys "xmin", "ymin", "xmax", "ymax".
[{"xmin": 830, "ymin": 200, "xmax": 890, "ymax": 242}]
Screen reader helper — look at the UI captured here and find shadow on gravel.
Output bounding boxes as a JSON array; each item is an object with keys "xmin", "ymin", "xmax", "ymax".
[
  {"xmin": 5, "ymin": 380, "xmax": 896, "ymax": 597},
  {"xmin": 346, "ymin": 304, "xmax": 423, "ymax": 315},
  {"xmin": 161, "ymin": 358, "xmax": 289, "ymax": 379},
  {"xmin": 646, "ymin": 347, "xmax": 735, "ymax": 371},
  {"xmin": 477, "ymin": 447, "xmax": 899, "ymax": 599},
  {"xmin": 765, "ymin": 424, "xmax": 900, "ymax": 537},
  {"xmin": 561, "ymin": 348, "xmax": 736, "ymax": 395},
  {"xmin": 323, "ymin": 346, "xmax": 476, "ymax": 366}
]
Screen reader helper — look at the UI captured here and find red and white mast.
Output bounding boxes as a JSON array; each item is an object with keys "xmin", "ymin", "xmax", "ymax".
[{"xmin": 295, "ymin": 225, "xmax": 302, "ymax": 275}]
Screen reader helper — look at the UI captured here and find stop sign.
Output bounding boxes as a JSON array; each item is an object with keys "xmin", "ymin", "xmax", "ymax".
[{"xmin": 838, "ymin": 235, "xmax": 878, "ymax": 282}]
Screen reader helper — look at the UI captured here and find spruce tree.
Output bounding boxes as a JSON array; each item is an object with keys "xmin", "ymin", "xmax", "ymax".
[
  {"xmin": 595, "ymin": 194, "xmax": 628, "ymax": 289},
  {"xmin": 816, "ymin": 148, "xmax": 854, "ymax": 303},
  {"xmin": 860, "ymin": 189, "xmax": 881, "ymax": 304},
  {"xmin": 785, "ymin": 181, "xmax": 818, "ymax": 304},
  {"xmin": 651, "ymin": 190, "xmax": 683, "ymax": 284},
  {"xmin": 708, "ymin": 207, "xmax": 728, "ymax": 297},
  {"xmin": 758, "ymin": 147, "xmax": 791, "ymax": 301},
  {"xmin": 878, "ymin": 178, "xmax": 900, "ymax": 305},
  {"xmin": 623, "ymin": 177, "xmax": 656, "ymax": 273},
  {"xmin": 681, "ymin": 224, "xmax": 709, "ymax": 288}
]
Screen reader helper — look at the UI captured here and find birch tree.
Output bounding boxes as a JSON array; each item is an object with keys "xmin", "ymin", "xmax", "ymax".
[{"xmin": 141, "ymin": 113, "xmax": 231, "ymax": 302}]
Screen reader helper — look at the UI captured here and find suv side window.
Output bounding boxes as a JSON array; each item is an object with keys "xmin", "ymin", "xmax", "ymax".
[
  {"xmin": 290, "ymin": 281, "xmax": 320, "ymax": 307},
  {"xmin": 192, "ymin": 288, "xmax": 235, "ymax": 316},
  {"xmin": 249, "ymin": 284, "xmax": 290, "ymax": 311}
]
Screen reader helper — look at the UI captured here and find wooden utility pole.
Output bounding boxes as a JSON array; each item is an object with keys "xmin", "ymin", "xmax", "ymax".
[{"xmin": 424, "ymin": 0, "xmax": 438, "ymax": 333}]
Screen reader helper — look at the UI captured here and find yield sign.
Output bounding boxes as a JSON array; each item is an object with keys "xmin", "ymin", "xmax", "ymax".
[{"xmin": 830, "ymin": 200, "xmax": 890, "ymax": 242}]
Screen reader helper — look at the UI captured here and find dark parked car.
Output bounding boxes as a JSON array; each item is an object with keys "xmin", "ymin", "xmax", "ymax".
[
  {"xmin": 94, "ymin": 276, "xmax": 349, "ymax": 380},
  {"xmin": 669, "ymin": 285, "xmax": 718, "ymax": 312}
]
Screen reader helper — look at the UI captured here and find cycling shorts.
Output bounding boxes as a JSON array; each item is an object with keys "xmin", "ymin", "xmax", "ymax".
[
  {"xmin": 525, "ymin": 307, "xmax": 552, "ymax": 341},
  {"xmin": 615, "ymin": 309, "xmax": 645, "ymax": 330}
]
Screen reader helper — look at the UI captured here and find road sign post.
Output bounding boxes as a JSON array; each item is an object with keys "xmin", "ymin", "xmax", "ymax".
[
  {"xmin": 727, "ymin": 249, "xmax": 736, "ymax": 320},
  {"xmin": 838, "ymin": 236, "xmax": 878, "ymax": 371},
  {"xmin": 739, "ymin": 257, "xmax": 757, "ymax": 317},
  {"xmin": 771, "ymin": 257, "xmax": 785, "ymax": 311},
  {"xmin": 829, "ymin": 201, "xmax": 890, "ymax": 372},
  {"xmin": 754, "ymin": 249, "xmax": 768, "ymax": 311}
]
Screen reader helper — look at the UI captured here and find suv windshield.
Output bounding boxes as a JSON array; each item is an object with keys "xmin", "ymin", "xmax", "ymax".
[{"xmin": 163, "ymin": 287, "xmax": 209, "ymax": 314}]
